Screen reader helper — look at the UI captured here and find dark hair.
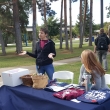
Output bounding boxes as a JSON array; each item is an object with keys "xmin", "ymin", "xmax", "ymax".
[{"xmin": 40, "ymin": 27, "xmax": 48, "ymax": 34}]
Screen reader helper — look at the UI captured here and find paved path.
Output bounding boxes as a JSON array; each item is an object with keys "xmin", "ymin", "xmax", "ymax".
[{"xmin": 0, "ymin": 57, "xmax": 80, "ymax": 86}]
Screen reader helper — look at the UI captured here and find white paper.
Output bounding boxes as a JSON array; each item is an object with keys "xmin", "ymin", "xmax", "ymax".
[
  {"xmin": 46, "ymin": 86, "xmax": 65, "ymax": 92},
  {"xmin": 63, "ymin": 84, "xmax": 79, "ymax": 89},
  {"xmin": 71, "ymin": 99, "xmax": 81, "ymax": 103}
]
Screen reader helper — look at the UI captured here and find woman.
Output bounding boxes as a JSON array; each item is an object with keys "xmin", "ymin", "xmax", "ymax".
[
  {"xmin": 19, "ymin": 27, "xmax": 56, "ymax": 80},
  {"xmin": 79, "ymin": 49, "xmax": 109, "ymax": 90}
]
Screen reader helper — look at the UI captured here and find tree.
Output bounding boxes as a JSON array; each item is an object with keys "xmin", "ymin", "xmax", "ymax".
[
  {"xmin": 69, "ymin": 0, "xmax": 73, "ymax": 52},
  {"xmin": 74, "ymin": 0, "xmax": 95, "ymax": 42},
  {"xmin": 64, "ymin": 0, "xmax": 69, "ymax": 49},
  {"xmin": 0, "ymin": 0, "xmax": 13, "ymax": 48},
  {"xmin": 106, "ymin": 3, "xmax": 110, "ymax": 38},
  {"xmin": 69, "ymin": 0, "xmax": 78, "ymax": 52},
  {"xmin": 108, "ymin": 25, "xmax": 110, "ymax": 38},
  {"xmin": 0, "ymin": 29, "xmax": 6, "ymax": 55},
  {"xmin": 37, "ymin": 0, "xmax": 56, "ymax": 27},
  {"xmin": 46, "ymin": 16, "xmax": 60, "ymax": 39},
  {"xmin": 59, "ymin": 0, "xmax": 63, "ymax": 49},
  {"xmin": 13, "ymin": 0, "xmax": 22, "ymax": 54},
  {"xmin": 106, "ymin": 3, "xmax": 110, "ymax": 18},
  {"xmin": 89, "ymin": 0, "xmax": 93, "ymax": 46},
  {"xmin": 18, "ymin": 0, "xmax": 32, "ymax": 31},
  {"xmin": 82, "ymin": 0, "xmax": 87, "ymax": 44},
  {"xmin": 0, "ymin": 0, "xmax": 32, "ymax": 54},
  {"xmin": 32, "ymin": 0, "xmax": 37, "ymax": 53},
  {"xmin": 103, "ymin": 22, "xmax": 110, "ymax": 38},
  {"xmin": 79, "ymin": 0, "xmax": 83, "ymax": 48}
]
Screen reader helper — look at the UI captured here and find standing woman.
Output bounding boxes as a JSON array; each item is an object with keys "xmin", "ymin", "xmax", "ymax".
[
  {"xmin": 19, "ymin": 27, "xmax": 56, "ymax": 80},
  {"xmin": 79, "ymin": 49, "xmax": 109, "ymax": 90}
]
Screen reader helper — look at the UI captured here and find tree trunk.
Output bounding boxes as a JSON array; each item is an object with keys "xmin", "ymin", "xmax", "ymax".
[
  {"xmin": 82, "ymin": 0, "xmax": 87, "ymax": 42},
  {"xmin": 32, "ymin": 0, "xmax": 37, "ymax": 53},
  {"xmin": 0, "ymin": 30, "xmax": 6, "ymax": 55},
  {"xmin": 69, "ymin": 0, "xmax": 73, "ymax": 52},
  {"xmin": 4, "ymin": 36, "xmax": 8, "ymax": 47},
  {"xmin": 108, "ymin": 25, "xmax": 110, "ymax": 39},
  {"xmin": 13, "ymin": 0, "xmax": 22, "ymax": 54},
  {"xmin": 44, "ymin": 0, "xmax": 47, "ymax": 28},
  {"xmin": 100, "ymin": 0, "xmax": 103, "ymax": 28},
  {"xmin": 89, "ymin": 0, "xmax": 93, "ymax": 46},
  {"xmin": 59, "ymin": 0, "xmax": 63, "ymax": 49},
  {"xmin": 79, "ymin": 0, "xmax": 83, "ymax": 48},
  {"xmin": 64, "ymin": 0, "xmax": 69, "ymax": 49}
]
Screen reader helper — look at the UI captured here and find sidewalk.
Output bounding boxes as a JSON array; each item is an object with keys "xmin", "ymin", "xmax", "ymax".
[{"xmin": 0, "ymin": 57, "xmax": 80, "ymax": 86}]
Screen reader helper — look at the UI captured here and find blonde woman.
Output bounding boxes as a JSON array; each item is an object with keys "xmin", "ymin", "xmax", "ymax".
[{"xmin": 79, "ymin": 49, "xmax": 109, "ymax": 90}]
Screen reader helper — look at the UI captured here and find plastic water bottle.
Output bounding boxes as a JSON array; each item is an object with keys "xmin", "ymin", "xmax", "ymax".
[{"xmin": 85, "ymin": 75, "xmax": 92, "ymax": 92}]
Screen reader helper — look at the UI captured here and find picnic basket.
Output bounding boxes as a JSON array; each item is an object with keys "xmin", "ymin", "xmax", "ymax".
[
  {"xmin": 20, "ymin": 74, "xmax": 33, "ymax": 87},
  {"xmin": 31, "ymin": 74, "xmax": 48, "ymax": 89}
]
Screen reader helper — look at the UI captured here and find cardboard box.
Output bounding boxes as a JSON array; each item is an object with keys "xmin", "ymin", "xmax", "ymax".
[{"xmin": 1, "ymin": 68, "xmax": 30, "ymax": 87}]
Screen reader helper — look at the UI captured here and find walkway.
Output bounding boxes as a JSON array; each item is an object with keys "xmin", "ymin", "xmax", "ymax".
[{"xmin": 0, "ymin": 57, "xmax": 81, "ymax": 86}]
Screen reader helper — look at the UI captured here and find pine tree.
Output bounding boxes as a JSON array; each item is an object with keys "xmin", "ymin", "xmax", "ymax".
[{"xmin": 74, "ymin": 1, "xmax": 93, "ymax": 37}]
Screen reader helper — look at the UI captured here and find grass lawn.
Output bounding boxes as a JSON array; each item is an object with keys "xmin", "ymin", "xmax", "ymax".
[
  {"xmin": 0, "ymin": 40, "xmax": 110, "ymax": 85},
  {"xmin": 0, "ymin": 40, "xmax": 94, "ymax": 68},
  {"xmin": 54, "ymin": 54, "xmax": 110, "ymax": 84},
  {"xmin": 54, "ymin": 61, "xmax": 81, "ymax": 84}
]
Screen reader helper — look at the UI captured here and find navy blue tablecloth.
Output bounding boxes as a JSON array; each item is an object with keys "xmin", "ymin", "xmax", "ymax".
[{"xmin": 0, "ymin": 85, "xmax": 110, "ymax": 110}]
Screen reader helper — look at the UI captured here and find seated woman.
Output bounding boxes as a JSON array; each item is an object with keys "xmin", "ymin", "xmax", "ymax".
[{"xmin": 79, "ymin": 49, "xmax": 109, "ymax": 90}]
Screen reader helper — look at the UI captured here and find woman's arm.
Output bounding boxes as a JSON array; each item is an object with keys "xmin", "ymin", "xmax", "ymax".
[
  {"xmin": 26, "ymin": 51, "xmax": 37, "ymax": 58},
  {"xmin": 26, "ymin": 43, "xmax": 38, "ymax": 58},
  {"xmin": 19, "ymin": 43, "xmax": 38, "ymax": 58},
  {"xmin": 79, "ymin": 64, "xmax": 86, "ymax": 86},
  {"xmin": 91, "ymin": 71, "xmax": 101, "ymax": 90}
]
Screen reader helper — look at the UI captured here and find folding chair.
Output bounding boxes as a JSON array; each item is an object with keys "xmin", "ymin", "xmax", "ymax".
[
  {"xmin": 105, "ymin": 74, "xmax": 110, "ymax": 85},
  {"xmin": 52, "ymin": 71, "xmax": 74, "ymax": 83}
]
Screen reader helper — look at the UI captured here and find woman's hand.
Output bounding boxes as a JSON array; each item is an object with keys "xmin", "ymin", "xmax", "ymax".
[
  {"xmin": 48, "ymin": 53, "xmax": 55, "ymax": 59},
  {"xmin": 82, "ymin": 80, "xmax": 87, "ymax": 86},
  {"xmin": 19, "ymin": 51, "xmax": 27, "ymax": 55}
]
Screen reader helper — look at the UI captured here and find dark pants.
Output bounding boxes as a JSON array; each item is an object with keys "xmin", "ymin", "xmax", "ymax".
[{"xmin": 96, "ymin": 50, "xmax": 108, "ymax": 70}]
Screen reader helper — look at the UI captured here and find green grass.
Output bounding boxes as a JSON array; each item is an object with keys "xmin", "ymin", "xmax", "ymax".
[
  {"xmin": 54, "ymin": 61, "xmax": 81, "ymax": 84},
  {"xmin": 54, "ymin": 55, "xmax": 110, "ymax": 84},
  {"xmin": 0, "ymin": 41, "xmax": 94, "ymax": 68},
  {"xmin": 0, "ymin": 40, "xmax": 110, "ymax": 85}
]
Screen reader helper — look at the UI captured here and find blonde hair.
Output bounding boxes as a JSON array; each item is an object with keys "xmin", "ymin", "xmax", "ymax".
[
  {"xmin": 99, "ymin": 28, "xmax": 104, "ymax": 34},
  {"xmin": 81, "ymin": 49, "xmax": 105, "ymax": 76}
]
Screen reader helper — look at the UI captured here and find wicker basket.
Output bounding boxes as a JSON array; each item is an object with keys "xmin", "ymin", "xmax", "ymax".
[
  {"xmin": 31, "ymin": 74, "xmax": 48, "ymax": 89},
  {"xmin": 20, "ymin": 75, "xmax": 33, "ymax": 87}
]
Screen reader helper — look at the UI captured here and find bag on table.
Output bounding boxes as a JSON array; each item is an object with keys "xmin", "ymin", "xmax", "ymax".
[
  {"xmin": 31, "ymin": 74, "xmax": 48, "ymax": 89},
  {"xmin": 53, "ymin": 87, "xmax": 85, "ymax": 100}
]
